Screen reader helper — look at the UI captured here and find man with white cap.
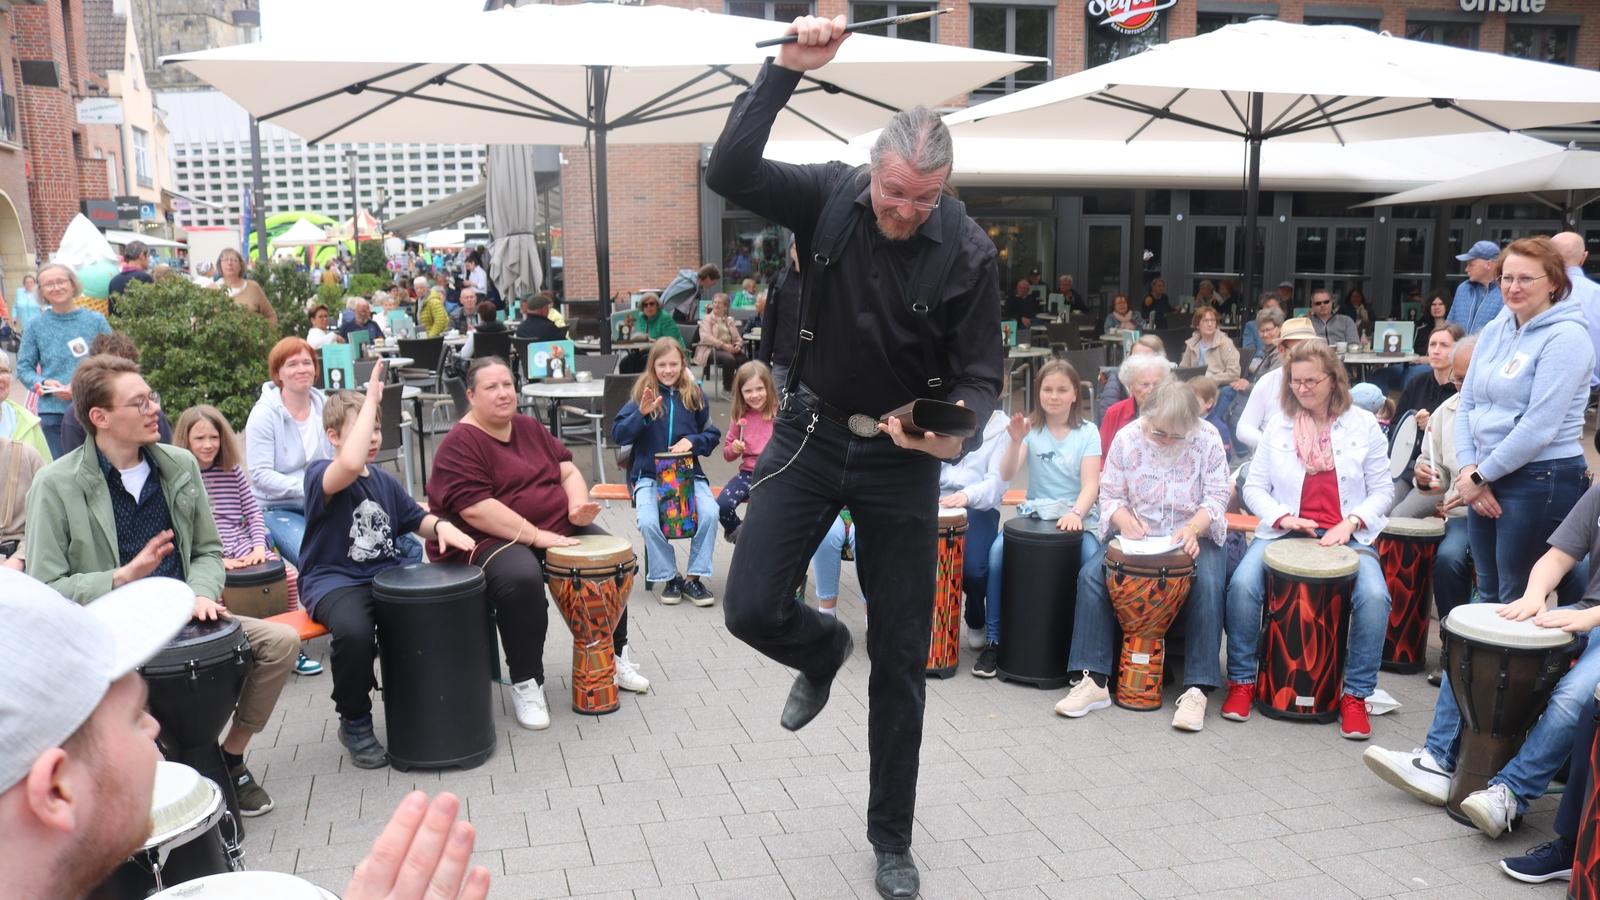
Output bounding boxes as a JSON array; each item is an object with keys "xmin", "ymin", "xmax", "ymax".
[
  {"xmin": 1234, "ymin": 317, "xmax": 1323, "ymax": 449},
  {"xmin": 0, "ymin": 570, "xmax": 492, "ymax": 900},
  {"xmin": 1448, "ymin": 239, "xmax": 1505, "ymax": 335}
]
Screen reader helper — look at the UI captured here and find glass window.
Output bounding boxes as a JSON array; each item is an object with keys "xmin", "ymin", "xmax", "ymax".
[
  {"xmin": 1193, "ymin": 225, "xmax": 1228, "ymax": 273},
  {"xmin": 972, "ymin": 5, "xmax": 1051, "ymax": 96},
  {"xmin": 849, "ymin": 2, "xmax": 935, "ymax": 40},
  {"xmin": 1303, "ymin": 15, "xmax": 1379, "ymax": 30},
  {"xmin": 1190, "ymin": 190, "xmax": 1271, "ymax": 217},
  {"xmin": 1080, "ymin": 190, "xmax": 1130, "ymax": 215},
  {"xmin": 1405, "ymin": 19, "xmax": 1477, "ymax": 48},
  {"xmin": 1086, "ymin": 8, "xmax": 1166, "ymax": 68},
  {"xmin": 726, "ymin": 0, "xmax": 814, "ymax": 21},
  {"xmin": 1506, "ymin": 24, "xmax": 1576, "ymax": 65},
  {"xmin": 1195, "ymin": 10, "xmax": 1273, "ymax": 35},
  {"xmin": 1391, "ymin": 226, "xmax": 1428, "ymax": 275},
  {"xmin": 1332, "ymin": 227, "xmax": 1367, "ymax": 275},
  {"xmin": 131, "ymin": 127, "xmax": 151, "ymax": 185},
  {"xmin": 1295, "ymin": 226, "xmax": 1327, "ymax": 274}
]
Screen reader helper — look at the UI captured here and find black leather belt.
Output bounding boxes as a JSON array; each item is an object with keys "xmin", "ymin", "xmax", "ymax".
[{"xmin": 787, "ymin": 383, "xmax": 882, "ymax": 438}]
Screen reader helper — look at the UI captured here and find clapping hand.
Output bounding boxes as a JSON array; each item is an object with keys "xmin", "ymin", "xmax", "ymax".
[
  {"xmin": 568, "ymin": 501, "xmax": 601, "ymax": 527},
  {"xmin": 344, "ymin": 792, "xmax": 490, "ymax": 900},
  {"xmin": 1006, "ymin": 412, "xmax": 1028, "ymax": 443},
  {"xmin": 639, "ymin": 385, "xmax": 662, "ymax": 417}
]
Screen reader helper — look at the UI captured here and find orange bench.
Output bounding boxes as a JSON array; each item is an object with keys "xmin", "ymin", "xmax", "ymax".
[{"xmin": 265, "ymin": 608, "xmax": 328, "ymax": 641}]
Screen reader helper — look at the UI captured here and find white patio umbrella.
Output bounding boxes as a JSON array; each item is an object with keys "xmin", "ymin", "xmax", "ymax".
[
  {"xmin": 1357, "ymin": 144, "xmax": 1600, "ymax": 228},
  {"xmin": 486, "ymin": 145, "xmax": 543, "ymax": 302},
  {"xmin": 941, "ymin": 19, "xmax": 1600, "ymax": 300},
  {"xmin": 271, "ymin": 217, "xmax": 336, "ymax": 248},
  {"xmin": 164, "ymin": 1, "xmax": 1038, "ymax": 350}
]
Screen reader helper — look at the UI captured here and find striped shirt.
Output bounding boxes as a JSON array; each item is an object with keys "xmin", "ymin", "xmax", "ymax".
[{"xmin": 200, "ymin": 464, "xmax": 269, "ymax": 558}]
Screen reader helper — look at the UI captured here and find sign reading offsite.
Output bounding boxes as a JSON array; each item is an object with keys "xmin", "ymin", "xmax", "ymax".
[
  {"xmin": 1087, "ymin": 0, "xmax": 1178, "ymax": 34},
  {"xmin": 1458, "ymin": 0, "xmax": 1546, "ymax": 10}
]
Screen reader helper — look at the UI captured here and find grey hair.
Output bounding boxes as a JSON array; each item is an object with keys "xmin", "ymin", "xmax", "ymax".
[
  {"xmin": 1141, "ymin": 381, "xmax": 1201, "ymax": 437},
  {"xmin": 1255, "ymin": 307, "xmax": 1285, "ymax": 329},
  {"xmin": 1118, "ymin": 350, "xmax": 1172, "ymax": 391},
  {"xmin": 1134, "ymin": 334, "xmax": 1165, "ymax": 355},
  {"xmin": 869, "ymin": 106, "xmax": 953, "ymax": 176},
  {"xmin": 1453, "ymin": 333, "xmax": 1478, "ymax": 363},
  {"xmin": 36, "ymin": 263, "xmax": 81, "ymax": 299}
]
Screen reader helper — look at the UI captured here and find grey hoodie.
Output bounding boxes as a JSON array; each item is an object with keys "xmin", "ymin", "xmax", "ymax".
[
  {"xmin": 244, "ymin": 380, "xmax": 334, "ymax": 506},
  {"xmin": 1455, "ymin": 297, "xmax": 1593, "ymax": 482}
]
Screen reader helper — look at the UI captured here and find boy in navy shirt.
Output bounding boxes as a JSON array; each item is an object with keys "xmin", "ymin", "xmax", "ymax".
[{"xmin": 300, "ymin": 362, "xmax": 474, "ymax": 769}]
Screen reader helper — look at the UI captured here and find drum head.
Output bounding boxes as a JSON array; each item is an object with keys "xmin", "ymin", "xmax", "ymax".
[
  {"xmin": 653, "ymin": 450, "xmax": 694, "ymax": 462},
  {"xmin": 223, "ymin": 557, "xmax": 286, "ymax": 586},
  {"xmin": 1388, "ymin": 411, "xmax": 1419, "ymax": 479},
  {"xmin": 1263, "ymin": 538, "xmax": 1358, "ymax": 580},
  {"xmin": 938, "ymin": 507, "xmax": 967, "ymax": 525},
  {"xmin": 372, "ymin": 563, "xmax": 486, "ymax": 600},
  {"xmin": 144, "ymin": 761, "xmax": 221, "ymax": 851},
  {"xmin": 547, "ymin": 534, "xmax": 635, "ymax": 570},
  {"xmin": 1105, "ymin": 537, "xmax": 1193, "ymax": 573},
  {"xmin": 1444, "ymin": 603, "xmax": 1575, "ymax": 649},
  {"xmin": 142, "ymin": 618, "xmax": 246, "ymax": 673},
  {"xmin": 148, "ymin": 872, "xmax": 334, "ymax": 898},
  {"xmin": 1382, "ymin": 516, "xmax": 1446, "ymax": 539}
]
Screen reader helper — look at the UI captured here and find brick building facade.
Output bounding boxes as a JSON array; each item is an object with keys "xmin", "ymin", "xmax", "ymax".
[
  {"xmin": 14, "ymin": 0, "xmax": 105, "ymax": 258},
  {"xmin": 0, "ymin": 4, "xmax": 35, "ymax": 293}
]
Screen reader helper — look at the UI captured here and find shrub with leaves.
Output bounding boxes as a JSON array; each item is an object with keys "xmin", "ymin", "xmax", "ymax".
[
  {"xmin": 348, "ymin": 273, "xmax": 385, "ymax": 298},
  {"xmin": 356, "ymin": 241, "xmax": 386, "ymax": 275},
  {"xmin": 114, "ymin": 278, "xmax": 276, "ymax": 430},
  {"xmin": 316, "ymin": 282, "xmax": 346, "ymax": 313},
  {"xmin": 255, "ymin": 261, "xmax": 316, "ymax": 339}
]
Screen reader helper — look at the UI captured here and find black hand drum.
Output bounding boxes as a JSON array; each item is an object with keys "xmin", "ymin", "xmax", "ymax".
[
  {"xmin": 220, "ymin": 558, "xmax": 289, "ymax": 619},
  {"xmin": 87, "ymin": 762, "xmax": 243, "ymax": 899},
  {"xmin": 996, "ymin": 517, "xmax": 1080, "ymax": 689},
  {"xmin": 372, "ymin": 563, "xmax": 495, "ymax": 772}
]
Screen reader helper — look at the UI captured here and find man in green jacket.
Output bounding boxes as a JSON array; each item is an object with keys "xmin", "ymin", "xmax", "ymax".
[{"xmin": 25, "ymin": 353, "xmax": 298, "ymax": 818}]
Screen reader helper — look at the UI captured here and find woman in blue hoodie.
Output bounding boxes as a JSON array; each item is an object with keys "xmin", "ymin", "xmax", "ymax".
[
  {"xmin": 1453, "ymin": 236, "xmax": 1594, "ymax": 605},
  {"xmin": 613, "ymin": 337, "xmax": 721, "ymax": 606}
]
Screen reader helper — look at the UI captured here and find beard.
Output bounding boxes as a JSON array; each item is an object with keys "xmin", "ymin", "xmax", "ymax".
[
  {"xmin": 874, "ymin": 212, "xmax": 920, "ymax": 242},
  {"xmin": 59, "ymin": 779, "xmax": 151, "ymax": 897}
]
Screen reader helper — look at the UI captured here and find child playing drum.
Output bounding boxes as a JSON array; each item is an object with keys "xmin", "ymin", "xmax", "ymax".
[
  {"xmin": 612, "ymin": 338, "xmax": 721, "ymax": 607},
  {"xmin": 718, "ymin": 361, "xmax": 777, "ymax": 543}
]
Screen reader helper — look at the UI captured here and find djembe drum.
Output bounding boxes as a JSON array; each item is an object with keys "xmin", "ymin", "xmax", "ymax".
[
  {"xmin": 545, "ymin": 534, "xmax": 637, "ymax": 715},
  {"xmin": 220, "ymin": 558, "xmax": 289, "ymax": 619},
  {"xmin": 1105, "ymin": 538, "xmax": 1195, "ymax": 710},
  {"xmin": 1441, "ymin": 603, "xmax": 1574, "ymax": 824},
  {"xmin": 88, "ymin": 762, "xmax": 242, "ymax": 900},
  {"xmin": 1571, "ymin": 685, "xmax": 1600, "ymax": 900},
  {"xmin": 1255, "ymin": 539, "xmax": 1358, "ymax": 723},
  {"xmin": 1377, "ymin": 516, "xmax": 1446, "ymax": 673},
  {"xmin": 927, "ymin": 507, "xmax": 967, "ymax": 679},
  {"xmin": 149, "ymin": 872, "xmax": 338, "ymax": 898},
  {"xmin": 653, "ymin": 451, "xmax": 697, "ymax": 539}
]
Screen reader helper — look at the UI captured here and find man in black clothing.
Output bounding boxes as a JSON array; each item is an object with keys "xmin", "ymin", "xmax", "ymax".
[
  {"xmin": 705, "ymin": 16, "xmax": 1002, "ymax": 900},
  {"xmin": 514, "ymin": 293, "xmax": 566, "ymax": 341},
  {"xmin": 108, "ymin": 241, "xmax": 154, "ymax": 315},
  {"xmin": 1004, "ymin": 277, "xmax": 1040, "ymax": 329},
  {"xmin": 759, "ymin": 241, "xmax": 800, "ymax": 393}
]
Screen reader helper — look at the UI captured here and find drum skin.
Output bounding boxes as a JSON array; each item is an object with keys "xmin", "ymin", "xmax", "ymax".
[
  {"xmin": 927, "ymin": 510, "xmax": 967, "ymax": 679},
  {"xmin": 654, "ymin": 451, "xmax": 697, "ymax": 540},
  {"xmin": 87, "ymin": 767, "xmax": 237, "ymax": 900},
  {"xmin": 1105, "ymin": 541, "xmax": 1194, "ymax": 711},
  {"xmin": 996, "ymin": 518, "xmax": 1080, "ymax": 689},
  {"xmin": 546, "ymin": 536, "xmax": 637, "ymax": 715},
  {"xmin": 1572, "ymin": 695, "xmax": 1600, "ymax": 900},
  {"xmin": 1377, "ymin": 521, "xmax": 1445, "ymax": 674},
  {"xmin": 221, "ymin": 557, "xmax": 289, "ymax": 619},
  {"xmin": 1255, "ymin": 539, "xmax": 1358, "ymax": 723}
]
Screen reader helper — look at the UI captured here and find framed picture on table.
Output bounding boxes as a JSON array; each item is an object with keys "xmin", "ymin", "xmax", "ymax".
[
  {"xmin": 1000, "ymin": 319, "xmax": 1019, "ymax": 347},
  {"xmin": 319, "ymin": 343, "xmax": 355, "ymax": 392},
  {"xmin": 611, "ymin": 311, "xmax": 641, "ymax": 342},
  {"xmin": 526, "ymin": 339, "xmax": 576, "ymax": 381}
]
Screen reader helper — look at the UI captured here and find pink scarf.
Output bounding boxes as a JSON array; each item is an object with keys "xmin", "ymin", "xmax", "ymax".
[{"xmin": 1292, "ymin": 412, "xmax": 1335, "ymax": 473}]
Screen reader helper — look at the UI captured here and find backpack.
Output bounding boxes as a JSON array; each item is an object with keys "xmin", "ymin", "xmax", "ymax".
[{"xmin": 658, "ymin": 268, "xmax": 701, "ymax": 319}]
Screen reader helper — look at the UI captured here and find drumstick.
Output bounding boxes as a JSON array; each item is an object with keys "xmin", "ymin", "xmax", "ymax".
[{"xmin": 754, "ymin": 8, "xmax": 952, "ymax": 47}]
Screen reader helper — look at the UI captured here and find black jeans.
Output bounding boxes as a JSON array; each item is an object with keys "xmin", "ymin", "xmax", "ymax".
[
  {"xmin": 724, "ymin": 389, "xmax": 940, "ymax": 852},
  {"xmin": 314, "ymin": 584, "xmax": 383, "ymax": 721},
  {"xmin": 1555, "ymin": 694, "xmax": 1598, "ymax": 841}
]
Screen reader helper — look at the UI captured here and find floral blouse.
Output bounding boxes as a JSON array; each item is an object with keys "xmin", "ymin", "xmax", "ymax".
[{"xmin": 1097, "ymin": 419, "xmax": 1232, "ymax": 547}]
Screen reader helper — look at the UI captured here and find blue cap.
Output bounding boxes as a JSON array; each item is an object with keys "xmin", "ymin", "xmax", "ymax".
[
  {"xmin": 1350, "ymin": 382, "xmax": 1384, "ymax": 414},
  {"xmin": 1456, "ymin": 240, "xmax": 1501, "ymax": 262}
]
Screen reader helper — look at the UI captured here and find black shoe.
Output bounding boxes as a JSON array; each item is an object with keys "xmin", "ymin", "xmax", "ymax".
[
  {"xmin": 725, "ymin": 526, "xmax": 739, "ymax": 545},
  {"xmin": 781, "ymin": 623, "xmax": 854, "ymax": 732},
  {"xmin": 972, "ymin": 643, "xmax": 998, "ymax": 678},
  {"xmin": 660, "ymin": 576, "xmax": 683, "ymax": 604},
  {"xmin": 228, "ymin": 761, "xmax": 274, "ymax": 816},
  {"xmin": 873, "ymin": 849, "xmax": 920, "ymax": 899},
  {"xmin": 338, "ymin": 716, "xmax": 389, "ymax": 769},
  {"xmin": 1427, "ymin": 669, "xmax": 1443, "ymax": 687},
  {"xmin": 682, "ymin": 578, "xmax": 715, "ymax": 607}
]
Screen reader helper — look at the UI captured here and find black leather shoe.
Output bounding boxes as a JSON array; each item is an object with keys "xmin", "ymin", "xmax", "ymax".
[
  {"xmin": 779, "ymin": 622, "xmax": 854, "ymax": 732},
  {"xmin": 873, "ymin": 849, "xmax": 919, "ymax": 899}
]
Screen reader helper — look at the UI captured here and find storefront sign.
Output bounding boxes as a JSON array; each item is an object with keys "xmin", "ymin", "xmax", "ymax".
[
  {"xmin": 1087, "ymin": 0, "xmax": 1178, "ymax": 35},
  {"xmin": 114, "ymin": 195, "xmax": 142, "ymax": 222},
  {"xmin": 1458, "ymin": 0, "xmax": 1546, "ymax": 11},
  {"xmin": 81, "ymin": 200, "xmax": 118, "ymax": 226}
]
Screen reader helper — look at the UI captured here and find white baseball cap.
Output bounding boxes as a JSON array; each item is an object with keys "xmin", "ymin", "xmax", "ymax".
[{"xmin": 0, "ymin": 572, "xmax": 192, "ymax": 792}]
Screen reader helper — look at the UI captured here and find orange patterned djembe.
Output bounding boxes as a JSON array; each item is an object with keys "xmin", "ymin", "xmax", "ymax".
[
  {"xmin": 544, "ymin": 534, "xmax": 637, "ymax": 715},
  {"xmin": 1105, "ymin": 538, "xmax": 1195, "ymax": 710},
  {"xmin": 927, "ymin": 507, "xmax": 967, "ymax": 678}
]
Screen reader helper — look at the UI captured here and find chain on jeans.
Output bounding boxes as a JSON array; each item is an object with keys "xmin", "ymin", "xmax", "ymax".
[{"xmin": 748, "ymin": 411, "xmax": 818, "ymax": 494}]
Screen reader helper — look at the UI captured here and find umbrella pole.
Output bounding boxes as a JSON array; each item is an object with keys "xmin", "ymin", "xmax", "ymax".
[
  {"xmin": 1241, "ymin": 92, "xmax": 1264, "ymax": 308},
  {"xmin": 591, "ymin": 64, "xmax": 613, "ymax": 356},
  {"xmin": 249, "ymin": 117, "xmax": 270, "ymax": 268}
]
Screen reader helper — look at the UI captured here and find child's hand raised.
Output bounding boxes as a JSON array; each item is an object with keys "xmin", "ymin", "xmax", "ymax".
[
  {"xmin": 366, "ymin": 359, "xmax": 386, "ymax": 404},
  {"xmin": 1006, "ymin": 413, "xmax": 1028, "ymax": 443},
  {"xmin": 639, "ymin": 385, "xmax": 661, "ymax": 416}
]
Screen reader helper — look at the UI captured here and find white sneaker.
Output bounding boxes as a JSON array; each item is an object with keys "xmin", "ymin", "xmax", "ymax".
[
  {"xmin": 1054, "ymin": 673, "xmax": 1111, "ymax": 718},
  {"xmin": 1171, "ymin": 687, "xmax": 1207, "ymax": 732},
  {"xmin": 613, "ymin": 647, "xmax": 651, "ymax": 693},
  {"xmin": 1461, "ymin": 783, "xmax": 1518, "ymax": 839},
  {"xmin": 1362, "ymin": 746, "xmax": 1451, "ymax": 805},
  {"xmin": 511, "ymin": 678, "xmax": 550, "ymax": 730},
  {"xmin": 965, "ymin": 626, "xmax": 986, "ymax": 650}
]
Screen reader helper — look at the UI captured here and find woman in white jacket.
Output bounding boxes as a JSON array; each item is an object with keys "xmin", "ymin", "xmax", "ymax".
[{"xmin": 1222, "ymin": 341, "xmax": 1393, "ymax": 741}]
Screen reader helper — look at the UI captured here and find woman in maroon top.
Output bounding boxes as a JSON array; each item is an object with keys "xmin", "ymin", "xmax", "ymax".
[{"xmin": 427, "ymin": 357, "xmax": 650, "ymax": 731}]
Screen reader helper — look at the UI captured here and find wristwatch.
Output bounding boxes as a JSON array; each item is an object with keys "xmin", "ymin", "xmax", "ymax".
[
  {"xmin": 1469, "ymin": 470, "xmax": 1487, "ymax": 487},
  {"xmin": 1345, "ymin": 514, "xmax": 1361, "ymax": 529}
]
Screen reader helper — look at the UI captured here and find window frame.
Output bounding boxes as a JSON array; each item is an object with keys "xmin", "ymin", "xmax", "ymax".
[
  {"xmin": 847, "ymin": 1, "xmax": 938, "ymax": 41},
  {"xmin": 970, "ymin": 3, "xmax": 1054, "ymax": 97}
]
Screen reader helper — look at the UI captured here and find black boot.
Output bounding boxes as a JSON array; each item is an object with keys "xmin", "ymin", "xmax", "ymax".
[
  {"xmin": 780, "ymin": 620, "xmax": 854, "ymax": 731},
  {"xmin": 874, "ymin": 849, "xmax": 919, "ymax": 899}
]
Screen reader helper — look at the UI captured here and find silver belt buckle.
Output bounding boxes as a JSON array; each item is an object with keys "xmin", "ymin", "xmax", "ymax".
[{"xmin": 847, "ymin": 414, "xmax": 879, "ymax": 438}]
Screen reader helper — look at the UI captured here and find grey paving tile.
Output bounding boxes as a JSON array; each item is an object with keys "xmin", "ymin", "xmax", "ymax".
[{"xmin": 705, "ymin": 835, "xmax": 778, "ymax": 879}]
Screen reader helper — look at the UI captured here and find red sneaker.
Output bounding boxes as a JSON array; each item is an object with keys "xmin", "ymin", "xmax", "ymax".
[
  {"xmin": 1220, "ymin": 681, "xmax": 1253, "ymax": 722},
  {"xmin": 1339, "ymin": 694, "xmax": 1372, "ymax": 740}
]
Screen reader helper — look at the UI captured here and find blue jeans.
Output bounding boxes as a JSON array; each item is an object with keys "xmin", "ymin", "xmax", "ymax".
[
  {"xmin": 810, "ymin": 515, "xmax": 857, "ymax": 602},
  {"xmin": 1468, "ymin": 457, "xmax": 1587, "ymax": 604},
  {"xmin": 38, "ymin": 412, "xmax": 63, "ymax": 460},
  {"xmin": 1434, "ymin": 516, "xmax": 1472, "ymax": 622},
  {"xmin": 633, "ymin": 478, "xmax": 717, "ymax": 582},
  {"xmin": 1068, "ymin": 538, "xmax": 1225, "ymax": 688},
  {"xmin": 263, "ymin": 506, "xmax": 307, "ymax": 567},
  {"xmin": 1224, "ymin": 535, "xmax": 1390, "ymax": 698},
  {"xmin": 987, "ymin": 525, "xmax": 1101, "ymax": 645},
  {"xmin": 962, "ymin": 508, "xmax": 1000, "ymax": 630},
  {"xmin": 1426, "ymin": 628, "xmax": 1599, "ymax": 813}
]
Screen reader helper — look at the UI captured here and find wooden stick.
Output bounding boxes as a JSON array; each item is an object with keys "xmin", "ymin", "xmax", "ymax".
[{"xmin": 754, "ymin": 9, "xmax": 953, "ymax": 48}]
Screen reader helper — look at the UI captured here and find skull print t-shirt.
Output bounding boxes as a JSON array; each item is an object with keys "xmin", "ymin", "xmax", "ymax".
[{"xmin": 297, "ymin": 459, "xmax": 426, "ymax": 614}]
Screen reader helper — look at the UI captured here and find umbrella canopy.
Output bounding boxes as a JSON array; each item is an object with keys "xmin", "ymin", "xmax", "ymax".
[
  {"xmin": 384, "ymin": 183, "xmax": 487, "ymax": 237},
  {"xmin": 942, "ymin": 19, "xmax": 1600, "ymax": 299},
  {"xmin": 164, "ymin": 0, "xmax": 1037, "ymax": 350},
  {"xmin": 271, "ymin": 217, "xmax": 336, "ymax": 248},
  {"xmin": 486, "ymin": 145, "xmax": 543, "ymax": 301},
  {"xmin": 104, "ymin": 230, "xmax": 187, "ymax": 250},
  {"xmin": 330, "ymin": 209, "xmax": 382, "ymax": 242},
  {"xmin": 419, "ymin": 229, "xmax": 470, "ymax": 251},
  {"xmin": 1358, "ymin": 145, "xmax": 1600, "ymax": 227}
]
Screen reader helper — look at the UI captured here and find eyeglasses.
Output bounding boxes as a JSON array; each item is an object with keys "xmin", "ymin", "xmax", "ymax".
[
  {"xmin": 1312, "ymin": 300, "xmax": 1332, "ymax": 307},
  {"xmin": 109, "ymin": 392, "xmax": 161, "ymax": 415},
  {"xmin": 640, "ymin": 302, "xmax": 659, "ymax": 309},
  {"xmin": 1148, "ymin": 427, "xmax": 1188, "ymax": 441},
  {"xmin": 1499, "ymin": 274, "xmax": 1548, "ymax": 289},
  {"xmin": 876, "ymin": 182, "xmax": 942, "ymax": 212},
  {"xmin": 1290, "ymin": 376, "xmax": 1329, "ymax": 390}
]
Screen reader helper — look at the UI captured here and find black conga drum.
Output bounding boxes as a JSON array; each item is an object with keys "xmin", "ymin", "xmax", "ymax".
[
  {"xmin": 1377, "ymin": 516, "xmax": 1446, "ymax": 674},
  {"xmin": 372, "ymin": 564, "xmax": 495, "ymax": 772},
  {"xmin": 1441, "ymin": 603, "xmax": 1574, "ymax": 825},
  {"xmin": 220, "ymin": 558, "xmax": 289, "ymax": 619},
  {"xmin": 996, "ymin": 517, "xmax": 1080, "ymax": 689},
  {"xmin": 1572, "ymin": 686, "xmax": 1600, "ymax": 900},
  {"xmin": 140, "ymin": 618, "xmax": 251, "ymax": 839}
]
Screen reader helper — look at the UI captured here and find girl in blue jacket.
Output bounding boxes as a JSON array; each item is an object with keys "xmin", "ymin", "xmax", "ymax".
[{"xmin": 613, "ymin": 338, "xmax": 722, "ymax": 606}]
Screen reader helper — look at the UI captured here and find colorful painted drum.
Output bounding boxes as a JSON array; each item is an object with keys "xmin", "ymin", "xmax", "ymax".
[
  {"xmin": 1442, "ymin": 602, "xmax": 1574, "ymax": 825},
  {"xmin": 653, "ymin": 451, "xmax": 697, "ymax": 539},
  {"xmin": 1256, "ymin": 539, "xmax": 1359, "ymax": 723},
  {"xmin": 1377, "ymin": 516, "xmax": 1446, "ymax": 674},
  {"xmin": 927, "ymin": 507, "xmax": 967, "ymax": 678},
  {"xmin": 545, "ymin": 534, "xmax": 637, "ymax": 715},
  {"xmin": 1570, "ymin": 685, "xmax": 1600, "ymax": 900},
  {"xmin": 1105, "ymin": 538, "xmax": 1195, "ymax": 711}
]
